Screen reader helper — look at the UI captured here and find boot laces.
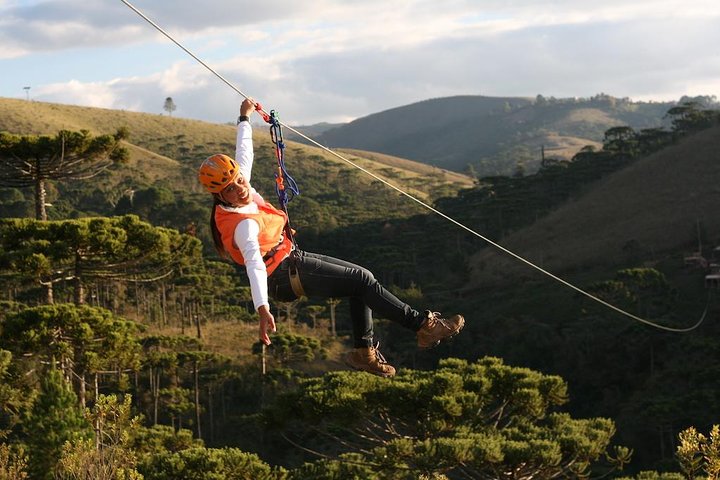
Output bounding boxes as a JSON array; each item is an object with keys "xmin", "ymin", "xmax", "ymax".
[
  {"xmin": 426, "ymin": 311, "xmax": 450, "ymax": 330},
  {"xmin": 372, "ymin": 342, "xmax": 389, "ymax": 365}
]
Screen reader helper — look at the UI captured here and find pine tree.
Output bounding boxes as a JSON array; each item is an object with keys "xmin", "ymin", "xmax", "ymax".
[
  {"xmin": 0, "ymin": 215, "xmax": 202, "ymax": 305},
  {"xmin": 22, "ymin": 367, "xmax": 90, "ymax": 480},
  {"xmin": 0, "ymin": 130, "xmax": 128, "ymax": 221},
  {"xmin": 56, "ymin": 394, "xmax": 143, "ymax": 480},
  {"xmin": 1, "ymin": 304, "xmax": 142, "ymax": 407}
]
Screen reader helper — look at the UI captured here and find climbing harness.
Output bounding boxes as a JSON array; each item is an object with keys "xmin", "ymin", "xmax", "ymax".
[{"xmin": 121, "ymin": 0, "xmax": 709, "ymax": 332}]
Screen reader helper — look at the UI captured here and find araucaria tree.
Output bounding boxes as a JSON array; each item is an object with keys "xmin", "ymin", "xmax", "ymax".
[
  {"xmin": 0, "ymin": 129, "xmax": 128, "ymax": 220},
  {"xmin": 268, "ymin": 357, "xmax": 629, "ymax": 479},
  {"xmin": 0, "ymin": 304, "xmax": 142, "ymax": 407},
  {"xmin": 163, "ymin": 97, "xmax": 176, "ymax": 116},
  {"xmin": 0, "ymin": 215, "xmax": 202, "ymax": 305}
]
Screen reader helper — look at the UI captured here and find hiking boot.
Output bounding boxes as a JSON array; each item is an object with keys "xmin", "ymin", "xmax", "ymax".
[
  {"xmin": 416, "ymin": 311, "xmax": 465, "ymax": 349},
  {"xmin": 344, "ymin": 344, "xmax": 396, "ymax": 377}
]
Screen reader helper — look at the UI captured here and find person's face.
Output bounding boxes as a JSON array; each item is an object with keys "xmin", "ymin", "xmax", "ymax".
[{"xmin": 220, "ymin": 173, "xmax": 251, "ymax": 206}]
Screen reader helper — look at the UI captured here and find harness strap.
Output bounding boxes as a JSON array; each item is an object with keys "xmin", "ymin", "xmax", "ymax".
[
  {"xmin": 265, "ymin": 244, "xmax": 305, "ymax": 297},
  {"xmin": 288, "ymin": 256, "xmax": 306, "ymax": 297},
  {"xmin": 262, "ymin": 234, "xmax": 285, "ymax": 262}
]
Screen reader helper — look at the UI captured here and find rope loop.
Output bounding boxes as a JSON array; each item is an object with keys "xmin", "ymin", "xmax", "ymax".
[{"xmin": 265, "ymin": 109, "xmax": 300, "ymax": 209}]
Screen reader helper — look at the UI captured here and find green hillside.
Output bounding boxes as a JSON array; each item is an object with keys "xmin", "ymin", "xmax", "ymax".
[
  {"xmin": 2, "ymin": 95, "xmax": 720, "ymax": 476},
  {"xmin": 446, "ymin": 125, "xmax": 720, "ymax": 470},
  {"xmin": 469, "ymin": 124, "xmax": 720, "ymax": 285},
  {"xmin": 315, "ymin": 94, "xmax": 677, "ymax": 175},
  {"xmin": 301, "ymin": 108, "xmax": 720, "ymax": 473}
]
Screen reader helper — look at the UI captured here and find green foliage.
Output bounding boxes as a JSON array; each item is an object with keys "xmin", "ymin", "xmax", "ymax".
[
  {"xmin": 666, "ymin": 101, "xmax": 720, "ymax": 134},
  {"xmin": 0, "ymin": 215, "xmax": 202, "ymax": 304},
  {"xmin": 0, "ymin": 187, "xmax": 30, "ymax": 218},
  {"xmin": 268, "ymin": 357, "xmax": 621, "ymax": 479},
  {"xmin": 588, "ymin": 268, "xmax": 676, "ymax": 318},
  {"xmin": 139, "ymin": 446, "xmax": 286, "ymax": 480},
  {"xmin": 0, "ymin": 129, "xmax": 128, "ymax": 187},
  {"xmin": 0, "ymin": 129, "xmax": 128, "ymax": 219},
  {"xmin": 615, "ymin": 425, "xmax": 720, "ymax": 480},
  {"xmin": 676, "ymin": 425, "xmax": 720, "ymax": 480},
  {"xmin": 0, "ymin": 349, "xmax": 28, "ymax": 436},
  {"xmin": 289, "ymin": 452, "xmax": 376, "ymax": 479},
  {"xmin": 158, "ymin": 387, "xmax": 194, "ymax": 420},
  {"xmin": 56, "ymin": 394, "xmax": 143, "ymax": 480},
  {"xmin": 115, "ymin": 185, "xmax": 175, "ymax": 220},
  {"xmin": 57, "ymin": 438, "xmax": 143, "ymax": 480},
  {"xmin": 0, "ymin": 442, "xmax": 28, "ymax": 479},
  {"xmin": 0, "ymin": 304, "xmax": 142, "ymax": 392},
  {"xmin": 252, "ymin": 333, "xmax": 327, "ymax": 368},
  {"xmin": 22, "ymin": 367, "xmax": 91, "ymax": 480},
  {"xmin": 0, "ymin": 300, "xmax": 27, "ymax": 322},
  {"xmin": 388, "ymin": 282, "xmax": 425, "ymax": 304},
  {"xmin": 130, "ymin": 424, "xmax": 200, "ymax": 459},
  {"xmin": 616, "ymin": 472, "xmax": 685, "ymax": 480}
]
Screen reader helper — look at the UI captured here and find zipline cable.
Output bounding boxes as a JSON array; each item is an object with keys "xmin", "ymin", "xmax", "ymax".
[{"xmin": 121, "ymin": 0, "xmax": 710, "ymax": 333}]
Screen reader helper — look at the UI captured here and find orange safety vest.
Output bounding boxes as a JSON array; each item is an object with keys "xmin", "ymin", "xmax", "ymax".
[{"xmin": 215, "ymin": 203, "xmax": 293, "ymax": 276}]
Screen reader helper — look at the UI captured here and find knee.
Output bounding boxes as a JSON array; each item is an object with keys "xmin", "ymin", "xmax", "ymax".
[{"xmin": 353, "ymin": 266, "xmax": 376, "ymax": 286}]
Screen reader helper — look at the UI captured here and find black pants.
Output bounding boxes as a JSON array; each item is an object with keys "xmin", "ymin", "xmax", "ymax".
[{"xmin": 268, "ymin": 250, "xmax": 424, "ymax": 348}]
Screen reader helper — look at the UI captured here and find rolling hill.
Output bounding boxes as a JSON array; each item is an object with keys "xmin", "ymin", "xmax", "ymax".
[
  {"xmin": 468, "ymin": 124, "xmax": 720, "ymax": 287},
  {"xmin": 0, "ymin": 97, "xmax": 471, "ymax": 191},
  {"xmin": 0, "ymin": 97, "xmax": 473, "ymax": 250},
  {"xmin": 313, "ymin": 94, "xmax": 675, "ymax": 176}
]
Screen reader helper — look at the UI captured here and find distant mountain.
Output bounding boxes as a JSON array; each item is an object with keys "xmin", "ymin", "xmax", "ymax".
[{"xmin": 314, "ymin": 94, "xmax": 676, "ymax": 176}]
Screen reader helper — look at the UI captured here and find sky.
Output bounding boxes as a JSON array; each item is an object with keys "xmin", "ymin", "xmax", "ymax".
[{"xmin": 1, "ymin": 0, "xmax": 719, "ymax": 126}]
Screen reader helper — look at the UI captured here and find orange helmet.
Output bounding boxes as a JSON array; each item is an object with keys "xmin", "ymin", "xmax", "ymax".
[{"xmin": 198, "ymin": 154, "xmax": 239, "ymax": 194}]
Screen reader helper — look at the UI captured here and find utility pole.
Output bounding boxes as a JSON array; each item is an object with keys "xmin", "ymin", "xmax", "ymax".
[{"xmin": 23, "ymin": 86, "xmax": 30, "ymax": 101}]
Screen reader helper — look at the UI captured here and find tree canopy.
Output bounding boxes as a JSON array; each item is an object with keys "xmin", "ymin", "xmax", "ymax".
[
  {"xmin": 0, "ymin": 215, "xmax": 202, "ymax": 304},
  {"xmin": 0, "ymin": 129, "xmax": 128, "ymax": 220},
  {"xmin": 267, "ymin": 357, "xmax": 624, "ymax": 479}
]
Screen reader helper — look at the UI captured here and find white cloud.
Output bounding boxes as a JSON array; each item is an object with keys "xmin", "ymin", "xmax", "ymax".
[
  {"xmin": 4, "ymin": 0, "xmax": 711, "ymax": 55},
  {"xmin": 4, "ymin": 0, "xmax": 720, "ymax": 124},
  {"xmin": 35, "ymin": 79, "xmax": 119, "ymax": 108}
]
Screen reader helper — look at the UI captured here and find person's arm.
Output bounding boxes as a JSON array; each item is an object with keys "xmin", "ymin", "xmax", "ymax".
[
  {"xmin": 234, "ymin": 218, "xmax": 276, "ymax": 344},
  {"xmin": 236, "ymin": 99, "xmax": 256, "ymax": 181}
]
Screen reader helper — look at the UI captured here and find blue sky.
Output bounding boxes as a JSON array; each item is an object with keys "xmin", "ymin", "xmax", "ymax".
[{"xmin": 1, "ymin": 0, "xmax": 719, "ymax": 125}]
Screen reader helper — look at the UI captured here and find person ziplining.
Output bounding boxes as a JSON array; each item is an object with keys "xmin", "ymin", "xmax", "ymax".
[
  {"xmin": 198, "ymin": 98, "xmax": 465, "ymax": 377},
  {"xmin": 123, "ymin": 0, "xmax": 709, "ymax": 339}
]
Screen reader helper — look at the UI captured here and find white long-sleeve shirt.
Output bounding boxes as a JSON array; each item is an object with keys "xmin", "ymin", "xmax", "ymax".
[{"xmin": 217, "ymin": 120, "xmax": 271, "ymax": 312}]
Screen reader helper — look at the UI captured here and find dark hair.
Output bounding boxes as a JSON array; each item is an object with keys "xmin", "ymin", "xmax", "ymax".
[{"xmin": 210, "ymin": 197, "xmax": 230, "ymax": 259}]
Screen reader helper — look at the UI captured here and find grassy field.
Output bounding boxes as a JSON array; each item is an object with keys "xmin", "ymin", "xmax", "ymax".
[
  {"xmin": 142, "ymin": 317, "xmax": 350, "ymax": 376},
  {"xmin": 0, "ymin": 97, "xmax": 473, "ymax": 203}
]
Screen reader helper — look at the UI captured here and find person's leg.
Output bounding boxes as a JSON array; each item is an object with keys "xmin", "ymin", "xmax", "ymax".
[
  {"xmin": 295, "ymin": 251, "xmax": 425, "ymax": 346},
  {"xmin": 348, "ymin": 298, "xmax": 373, "ymax": 348},
  {"xmin": 268, "ymin": 253, "xmax": 372, "ymax": 347},
  {"xmin": 267, "ymin": 250, "xmax": 464, "ymax": 354}
]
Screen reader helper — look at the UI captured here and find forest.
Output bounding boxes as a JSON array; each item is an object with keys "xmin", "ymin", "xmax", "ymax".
[{"xmin": 0, "ymin": 97, "xmax": 719, "ymax": 479}]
